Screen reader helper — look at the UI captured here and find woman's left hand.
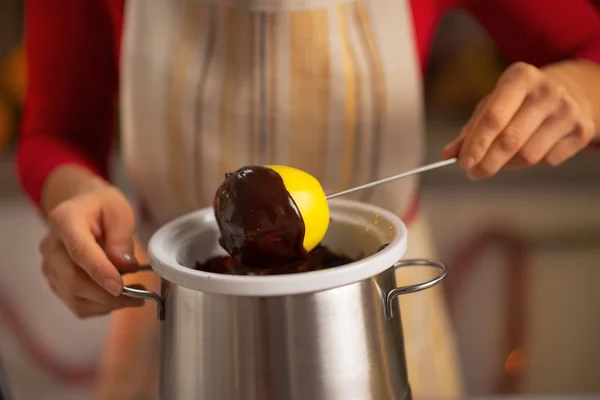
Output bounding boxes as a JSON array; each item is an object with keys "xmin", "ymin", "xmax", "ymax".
[{"xmin": 443, "ymin": 62, "xmax": 597, "ymax": 179}]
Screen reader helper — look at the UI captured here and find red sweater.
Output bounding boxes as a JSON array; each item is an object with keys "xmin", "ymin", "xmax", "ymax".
[{"xmin": 18, "ymin": 0, "xmax": 600, "ymax": 207}]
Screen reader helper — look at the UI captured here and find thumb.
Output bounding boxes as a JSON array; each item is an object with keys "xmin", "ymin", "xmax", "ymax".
[{"xmin": 101, "ymin": 191, "xmax": 138, "ymax": 273}]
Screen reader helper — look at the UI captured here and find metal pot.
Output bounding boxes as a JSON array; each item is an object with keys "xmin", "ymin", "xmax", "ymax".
[{"xmin": 123, "ymin": 199, "xmax": 447, "ymax": 400}]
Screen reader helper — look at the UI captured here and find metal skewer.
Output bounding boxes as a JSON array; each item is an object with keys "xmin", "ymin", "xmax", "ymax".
[{"xmin": 326, "ymin": 158, "xmax": 457, "ymax": 200}]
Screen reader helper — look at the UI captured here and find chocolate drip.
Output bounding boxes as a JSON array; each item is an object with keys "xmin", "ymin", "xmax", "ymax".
[{"xmin": 213, "ymin": 166, "xmax": 307, "ymax": 269}]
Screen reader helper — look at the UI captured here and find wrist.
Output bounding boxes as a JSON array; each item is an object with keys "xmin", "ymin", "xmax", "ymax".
[{"xmin": 41, "ymin": 164, "xmax": 110, "ymax": 215}]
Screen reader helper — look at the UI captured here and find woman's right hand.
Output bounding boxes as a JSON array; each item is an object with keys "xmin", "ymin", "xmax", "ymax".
[{"xmin": 40, "ymin": 183, "xmax": 144, "ymax": 318}]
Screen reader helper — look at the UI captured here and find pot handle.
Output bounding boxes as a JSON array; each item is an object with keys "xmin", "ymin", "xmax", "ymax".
[
  {"xmin": 121, "ymin": 264, "xmax": 166, "ymax": 321},
  {"xmin": 384, "ymin": 259, "xmax": 448, "ymax": 319}
]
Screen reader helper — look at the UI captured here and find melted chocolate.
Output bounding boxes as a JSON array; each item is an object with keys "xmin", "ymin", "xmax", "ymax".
[
  {"xmin": 195, "ymin": 244, "xmax": 355, "ymax": 276},
  {"xmin": 213, "ymin": 166, "xmax": 307, "ymax": 269}
]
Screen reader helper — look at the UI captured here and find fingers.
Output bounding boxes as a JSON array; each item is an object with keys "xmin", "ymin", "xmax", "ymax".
[
  {"xmin": 456, "ymin": 62, "xmax": 597, "ymax": 179},
  {"xmin": 101, "ymin": 190, "xmax": 138, "ymax": 272},
  {"xmin": 518, "ymin": 106, "xmax": 576, "ymax": 166},
  {"xmin": 68, "ymin": 298, "xmax": 117, "ymax": 319},
  {"xmin": 468, "ymin": 83, "xmax": 564, "ymax": 179},
  {"xmin": 49, "ymin": 203, "xmax": 124, "ymax": 297},
  {"xmin": 459, "ymin": 63, "xmax": 539, "ymax": 170},
  {"xmin": 57, "ymin": 245, "xmax": 142, "ymax": 308},
  {"xmin": 41, "ymin": 186, "xmax": 146, "ymax": 319},
  {"xmin": 480, "ymin": 113, "xmax": 593, "ymax": 173},
  {"xmin": 544, "ymin": 123, "xmax": 589, "ymax": 167},
  {"xmin": 41, "ymin": 237, "xmax": 144, "ymax": 318},
  {"xmin": 42, "ymin": 260, "xmax": 64, "ymax": 298}
]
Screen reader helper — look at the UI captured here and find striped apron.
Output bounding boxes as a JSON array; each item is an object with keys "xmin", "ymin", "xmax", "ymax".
[{"xmin": 120, "ymin": 0, "xmax": 463, "ymax": 397}]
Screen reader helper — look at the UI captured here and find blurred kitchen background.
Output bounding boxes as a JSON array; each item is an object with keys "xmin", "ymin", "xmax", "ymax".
[{"xmin": 1, "ymin": 1, "xmax": 600, "ymax": 400}]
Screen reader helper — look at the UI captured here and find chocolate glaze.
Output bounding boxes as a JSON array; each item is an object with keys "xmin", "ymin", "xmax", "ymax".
[
  {"xmin": 213, "ymin": 166, "xmax": 307, "ymax": 269},
  {"xmin": 195, "ymin": 244, "xmax": 355, "ymax": 276}
]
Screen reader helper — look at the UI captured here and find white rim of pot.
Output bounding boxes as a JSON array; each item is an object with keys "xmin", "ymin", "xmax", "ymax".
[{"xmin": 148, "ymin": 199, "xmax": 407, "ymax": 296}]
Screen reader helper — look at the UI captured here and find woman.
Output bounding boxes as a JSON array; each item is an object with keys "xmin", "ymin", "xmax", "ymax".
[{"xmin": 19, "ymin": 0, "xmax": 600, "ymax": 398}]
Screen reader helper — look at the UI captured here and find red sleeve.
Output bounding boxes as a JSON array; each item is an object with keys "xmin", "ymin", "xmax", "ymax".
[
  {"xmin": 17, "ymin": 0, "xmax": 119, "ymax": 207},
  {"xmin": 463, "ymin": 0, "xmax": 600, "ymax": 67}
]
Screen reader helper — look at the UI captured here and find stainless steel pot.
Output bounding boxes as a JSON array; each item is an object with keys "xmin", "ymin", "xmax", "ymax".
[{"xmin": 123, "ymin": 200, "xmax": 447, "ymax": 400}]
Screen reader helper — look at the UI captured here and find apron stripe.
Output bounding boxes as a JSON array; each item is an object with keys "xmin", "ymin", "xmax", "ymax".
[
  {"xmin": 258, "ymin": 13, "xmax": 268, "ymax": 164},
  {"xmin": 220, "ymin": 8, "xmax": 242, "ymax": 174},
  {"xmin": 289, "ymin": 9, "xmax": 330, "ymax": 179},
  {"xmin": 335, "ymin": 4, "xmax": 357, "ymax": 193},
  {"xmin": 266, "ymin": 13, "xmax": 277, "ymax": 162},
  {"xmin": 353, "ymin": 2, "xmax": 386, "ymax": 200},
  {"xmin": 167, "ymin": 2, "xmax": 206, "ymax": 207},
  {"xmin": 273, "ymin": 14, "xmax": 291, "ymax": 165},
  {"xmin": 194, "ymin": 5, "xmax": 218, "ymax": 202},
  {"xmin": 234, "ymin": 14, "xmax": 253, "ymax": 168},
  {"xmin": 323, "ymin": 7, "xmax": 342, "ymax": 191},
  {"xmin": 202, "ymin": 7, "xmax": 229, "ymax": 199},
  {"xmin": 343, "ymin": 1, "xmax": 372, "ymax": 190},
  {"xmin": 349, "ymin": 5, "xmax": 365, "ymax": 191},
  {"xmin": 249, "ymin": 13, "xmax": 257, "ymax": 164}
]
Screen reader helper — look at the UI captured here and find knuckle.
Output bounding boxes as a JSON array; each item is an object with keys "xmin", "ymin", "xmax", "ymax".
[
  {"xmin": 550, "ymin": 83, "xmax": 566, "ymax": 100},
  {"xmin": 573, "ymin": 125, "xmax": 587, "ymax": 140},
  {"xmin": 474, "ymin": 96, "xmax": 489, "ymax": 114},
  {"xmin": 48, "ymin": 282, "xmax": 60, "ymax": 297},
  {"xmin": 48, "ymin": 203, "xmax": 73, "ymax": 228},
  {"xmin": 510, "ymin": 61, "xmax": 529, "ymax": 72},
  {"xmin": 41, "ymin": 260, "xmax": 52, "ymax": 277},
  {"xmin": 86, "ymin": 262, "xmax": 103, "ymax": 283},
  {"xmin": 474, "ymin": 161, "xmax": 497, "ymax": 178},
  {"xmin": 519, "ymin": 148, "xmax": 542, "ymax": 165},
  {"xmin": 62, "ymin": 266, "xmax": 79, "ymax": 287},
  {"xmin": 38, "ymin": 235, "xmax": 51, "ymax": 254},
  {"xmin": 477, "ymin": 162, "xmax": 496, "ymax": 177},
  {"xmin": 463, "ymin": 148, "xmax": 485, "ymax": 164},
  {"xmin": 538, "ymin": 81, "xmax": 565, "ymax": 103},
  {"xmin": 66, "ymin": 238, "xmax": 87, "ymax": 263},
  {"xmin": 64, "ymin": 238, "xmax": 106, "ymax": 284},
  {"xmin": 561, "ymin": 100, "xmax": 579, "ymax": 120},
  {"xmin": 471, "ymin": 138, "xmax": 491, "ymax": 154},
  {"xmin": 103, "ymin": 185, "xmax": 128, "ymax": 205},
  {"xmin": 70, "ymin": 302, "xmax": 89, "ymax": 319},
  {"xmin": 39, "ymin": 234, "xmax": 60, "ymax": 255},
  {"xmin": 481, "ymin": 108, "xmax": 506, "ymax": 130},
  {"xmin": 509, "ymin": 62, "xmax": 538, "ymax": 81},
  {"xmin": 586, "ymin": 120, "xmax": 597, "ymax": 140},
  {"xmin": 577, "ymin": 118, "xmax": 596, "ymax": 141},
  {"xmin": 498, "ymin": 130, "xmax": 522, "ymax": 152},
  {"xmin": 111, "ymin": 298, "xmax": 127, "ymax": 310},
  {"xmin": 545, "ymin": 154, "xmax": 564, "ymax": 167}
]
